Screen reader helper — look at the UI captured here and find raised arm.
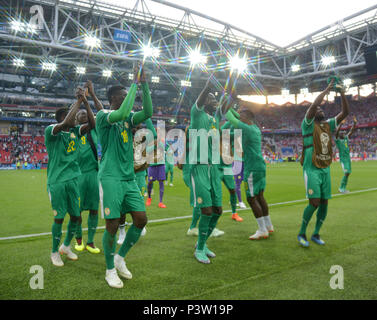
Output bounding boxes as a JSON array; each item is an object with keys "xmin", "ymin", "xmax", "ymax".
[
  {"xmin": 306, "ymin": 79, "xmax": 334, "ymax": 121},
  {"xmin": 108, "ymin": 83, "xmax": 137, "ymax": 124},
  {"xmin": 77, "ymin": 87, "xmax": 96, "ymax": 135},
  {"xmin": 348, "ymin": 117, "xmax": 357, "ymax": 138},
  {"xmin": 52, "ymin": 95, "xmax": 82, "ymax": 135},
  {"xmin": 197, "ymin": 75, "xmax": 214, "ymax": 108},
  {"xmin": 335, "ymin": 122, "xmax": 342, "ymax": 139},
  {"xmin": 85, "ymin": 80, "xmax": 104, "ymax": 111},
  {"xmin": 336, "ymin": 89, "xmax": 350, "ymax": 126},
  {"xmin": 225, "ymin": 109, "xmax": 240, "ymax": 128},
  {"xmin": 132, "ymin": 64, "xmax": 153, "ymax": 126}
]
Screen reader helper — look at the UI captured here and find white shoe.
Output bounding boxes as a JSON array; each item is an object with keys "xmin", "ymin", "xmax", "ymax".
[
  {"xmin": 144, "ymin": 192, "xmax": 148, "ymax": 197},
  {"xmin": 114, "ymin": 254, "xmax": 132, "ymax": 280},
  {"xmin": 169, "ymin": 183, "xmax": 173, "ymax": 187},
  {"xmin": 59, "ymin": 244, "xmax": 78, "ymax": 260},
  {"xmin": 141, "ymin": 227, "xmax": 147, "ymax": 237},
  {"xmin": 239, "ymin": 202, "xmax": 247, "ymax": 209},
  {"xmin": 267, "ymin": 225, "xmax": 274, "ymax": 233},
  {"xmin": 51, "ymin": 252, "xmax": 64, "ymax": 267},
  {"xmin": 210, "ymin": 228, "xmax": 225, "ymax": 237},
  {"xmin": 187, "ymin": 227, "xmax": 199, "ymax": 236},
  {"xmin": 117, "ymin": 229, "xmax": 126, "ymax": 245},
  {"xmin": 105, "ymin": 268, "xmax": 123, "ymax": 288},
  {"xmin": 249, "ymin": 230, "xmax": 269, "ymax": 240}
]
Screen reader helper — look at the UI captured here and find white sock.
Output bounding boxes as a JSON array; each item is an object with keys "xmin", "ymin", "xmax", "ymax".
[
  {"xmin": 119, "ymin": 224, "xmax": 126, "ymax": 237},
  {"xmin": 263, "ymin": 215, "xmax": 272, "ymax": 228},
  {"xmin": 256, "ymin": 217, "xmax": 267, "ymax": 233}
]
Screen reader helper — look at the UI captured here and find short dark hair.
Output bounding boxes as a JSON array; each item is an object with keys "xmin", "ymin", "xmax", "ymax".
[
  {"xmin": 55, "ymin": 107, "xmax": 69, "ymax": 123},
  {"xmin": 107, "ymin": 85, "xmax": 126, "ymax": 104}
]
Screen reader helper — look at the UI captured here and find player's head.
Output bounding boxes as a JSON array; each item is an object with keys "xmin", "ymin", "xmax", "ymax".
[
  {"xmin": 314, "ymin": 106, "xmax": 325, "ymax": 122},
  {"xmin": 238, "ymin": 101, "xmax": 255, "ymax": 122},
  {"xmin": 55, "ymin": 107, "xmax": 69, "ymax": 123},
  {"xmin": 204, "ymin": 93, "xmax": 217, "ymax": 113},
  {"xmin": 339, "ymin": 131, "xmax": 346, "ymax": 139},
  {"xmin": 107, "ymin": 85, "xmax": 127, "ymax": 110},
  {"xmin": 76, "ymin": 109, "xmax": 88, "ymax": 125}
]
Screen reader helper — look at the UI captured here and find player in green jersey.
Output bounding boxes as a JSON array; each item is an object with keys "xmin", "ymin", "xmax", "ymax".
[
  {"xmin": 225, "ymin": 103, "xmax": 273, "ymax": 240},
  {"xmin": 335, "ymin": 117, "xmax": 357, "ymax": 194},
  {"xmin": 96, "ymin": 63, "xmax": 153, "ymax": 288},
  {"xmin": 165, "ymin": 143, "xmax": 175, "ymax": 186},
  {"xmin": 46, "ymin": 87, "xmax": 95, "ymax": 267},
  {"xmin": 74, "ymin": 81, "xmax": 104, "ymax": 254},
  {"xmin": 190, "ymin": 74, "xmax": 234, "ymax": 264},
  {"xmin": 297, "ymin": 79, "xmax": 349, "ymax": 247}
]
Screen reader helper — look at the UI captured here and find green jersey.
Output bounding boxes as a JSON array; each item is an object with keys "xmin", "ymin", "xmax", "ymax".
[
  {"xmin": 336, "ymin": 136, "xmax": 351, "ymax": 162},
  {"xmin": 165, "ymin": 145, "xmax": 175, "ymax": 165},
  {"xmin": 78, "ymin": 129, "xmax": 98, "ymax": 174},
  {"xmin": 220, "ymin": 121, "xmax": 234, "ymax": 168},
  {"xmin": 45, "ymin": 124, "xmax": 82, "ymax": 185},
  {"xmin": 237, "ymin": 121, "xmax": 266, "ymax": 174},
  {"xmin": 190, "ymin": 103, "xmax": 221, "ymax": 165},
  {"xmin": 96, "ymin": 109, "xmax": 136, "ymax": 181},
  {"xmin": 302, "ymin": 116, "xmax": 338, "ymax": 171}
]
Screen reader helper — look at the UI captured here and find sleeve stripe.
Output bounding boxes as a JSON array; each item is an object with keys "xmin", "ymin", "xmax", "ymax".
[
  {"xmin": 51, "ymin": 124, "xmax": 58, "ymax": 136},
  {"xmin": 304, "ymin": 116, "xmax": 314, "ymax": 126}
]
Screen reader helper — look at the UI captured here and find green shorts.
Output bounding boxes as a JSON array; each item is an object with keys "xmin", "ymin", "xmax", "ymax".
[
  {"xmin": 244, "ymin": 170, "xmax": 266, "ymax": 198},
  {"xmin": 78, "ymin": 171, "xmax": 99, "ymax": 212},
  {"xmin": 99, "ymin": 179, "xmax": 145, "ymax": 219},
  {"xmin": 340, "ymin": 160, "xmax": 352, "ymax": 174},
  {"xmin": 47, "ymin": 178, "xmax": 81, "ymax": 219},
  {"xmin": 219, "ymin": 166, "xmax": 235, "ymax": 191},
  {"xmin": 190, "ymin": 164, "xmax": 222, "ymax": 208},
  {"xmin": 135, "ymin": 171, "xmax": 147, "ymax": 195},
  {"xmin": 303, "ymin": 168, "xmax": 332, "ymax": 199}
]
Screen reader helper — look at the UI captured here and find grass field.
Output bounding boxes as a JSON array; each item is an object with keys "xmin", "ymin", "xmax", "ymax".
[{"xmin": 0, "ymin": 161, "xmax": 376, "ymax": 300}]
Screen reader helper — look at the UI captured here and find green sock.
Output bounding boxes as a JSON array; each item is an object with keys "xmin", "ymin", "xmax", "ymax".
[
  {"xmin": 75, "ymin": 222, "xmax": 82, "ymax": 240},
  {"xmin": 170, "ymin": 172, "xmax": 173, "ymax": 183},
  {"xmin": 102, "ymin": 230, "xmax": 116, "ymax": 270},
  {"xmin": 63, "ymin": 220, "xmax": 78, "ymax": 246},
  {"xmin": 230, "ymin": 192, "xmax": 237, "ymax": 214},
  {"xmin": 87, "ymin": 213, "xmax": 98, "ymax": 244},
  {"xmin": 299, "ymin": 204, "xmax": 317, "ymax": 235},
  {"xmin": 197, "ymin": 214, "xmax": 212, "ymax": 251},
  {"xmin": 118, "ymin": 224, "xmax": 143, "ymax": 258},
  {"xmin": 340, "ymin": 175, "xmax": 348, "ymax": 190},
  {"xmin": 313, "ymin": 203, "xmax": 328, "ymax": 235},
  {"xmin": 51, "ymin": 222, "xmax": 62, "ymax": 253},
  {"xmin": 189, "ymin": 207, "xmax": 201, "ymax": 229},
  {"xmin": 206, "ymin": 213, "xmax": 221, "ymax": 240}
]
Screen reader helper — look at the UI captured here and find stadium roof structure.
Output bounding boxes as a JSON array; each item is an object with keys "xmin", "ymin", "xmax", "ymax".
[{"xmin": 1, "ymin": 0, "xmax": 377, "ymax": 108}]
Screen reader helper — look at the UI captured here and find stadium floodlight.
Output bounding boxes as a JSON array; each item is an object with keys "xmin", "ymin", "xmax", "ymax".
[
  {"xmin": 13, "ymin": 58, "xmax": 25, "ymax": 67},
  {"xmin": 10, "ymin": 20, "xmax": 24, "ymax": 32},
  {"xmin": 84, "ymin": 35, "xmax": 101, "ymax": 48},
  {"xmin": 229, "ymin": 54, "xmax": 248, "ymax": 73},
  {"xmin": 300, "ymin": 88, "xmax": 309, "ymax": 95},
  {"xmin": 102, "ymin": 69, "xmax": 112, "ymax": 78},
  {"xmin": 281, "ymin": 89, "xmax": 290, "ymax": 96},
  {"xmin": 189, "ymin": 49, "xmax": 207, "ymax": 66},
  {"xmin": 76, "ymin": 66, "xmax": 86, "ymax": 75},
  {"xmin": 151, "ymin": 76, "xmax": 160, "ymax": 83},
  {"xmin": 291, "ymin": 64, "xmax": 300, "ymax": 72},
  {"xmin": 321, "ymin": 56, "xmax": 336, "ymax": 66},
  {"xmin": 128, "ymin": 73, "xmax": 134, "ymax": 80},
  {"xmin": 180, "ymin": 80, "xmax": 192, "ymax": 87},
  {"xmin": 343, "ymin": 78, "xmax": 353, "ymax": 87},
  {"xmin": 142, "ymin": 45, "xmax": 160, "ymax": 58},
  {"xmin": 42, "ymin": 62, "xmax": 57, "ymax": 72}
]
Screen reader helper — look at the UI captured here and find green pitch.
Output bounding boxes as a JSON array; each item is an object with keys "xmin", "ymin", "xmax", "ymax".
[{"xmin": 0, "ymin": 161, "xmax": 376, "ymax": 300}]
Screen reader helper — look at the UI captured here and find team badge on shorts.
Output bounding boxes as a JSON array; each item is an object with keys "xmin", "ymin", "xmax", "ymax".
[
  {"xmin": 197, "ymin": 197, "xmax": 203, "ymax": 204},
  {"xmin": 308, "ymin": 189, "xmax": 314, "ymax": 195},
  {"xmin": 105, "ymin": 208, "xmax": 111, "ymax": 216},
  {"xmin": 53, "ymin": 210, "xmax": 58, "ymax": 217},
  {"xmin": 149, "ymin": 176, "xmax": 153, "ymax": 180}
]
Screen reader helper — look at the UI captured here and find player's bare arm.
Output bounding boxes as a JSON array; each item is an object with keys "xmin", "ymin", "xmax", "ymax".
[
  {"xmin": 336, "ymin": 87, "xmax": 350, "ymax": 125},
  {"xmin": 306, "ymin": 79, "xmax": 334, "ymax": 121},
  {"xmin": 52, "ymin": 93, "xmax": 83, "ymax": 135},
  {"xmin": 77, "ymin": 87, "xmax": 96, "ymax": 135},
  {"xmin": 196, "ymin": 75, "xmax": 214, "ymax": 108},
  {"xmin": 348, "ymin": 117, "xmax": 357, "ymax": 138},
  {"xmin": 85, "ymin": 80, "xmax": 104, "ymax": 111}
]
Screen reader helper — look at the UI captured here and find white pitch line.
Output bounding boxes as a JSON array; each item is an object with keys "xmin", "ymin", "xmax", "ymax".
[{"xmin": 1, "ymin": 187, "xmax": 376, "ymax": 241}]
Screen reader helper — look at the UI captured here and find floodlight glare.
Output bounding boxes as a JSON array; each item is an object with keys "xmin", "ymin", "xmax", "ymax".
[
  {"xmin": 76, "ymin": 67, "xmax": 86, "ymax": 75},
  {"xmin": 10, "ymin": 20, "xmax": 24, "ymax": 32},
  {"xmin": 189, "ymin": 50, "xmax": 207, "ymax": 66},
  {"xmin": 84, "ymin": 35, "xmax": 101, "ymax": 48},
  {"xmin": 229, "ymin": 55, "xmax": 248, "ymax": 73},
  {"xmin": 143, "ymin": 45, "xmax": 160, "ymax": 58},
  {"xmin": 300, "ymin": 88, "xmax": 309, "ymax": 95},
  {"xmin": 128, "ymin": 73, "xmax": 134, "ymax": 80},
  {"xmin": 42, "ymin": 62, "xmax": 57, "ymax": 72},
  {"xmin": 291, "ymin": 64, "xmax": 300, "ymax": 72},
  {"xmin": 103, "ymin": 69, "xmax": 112, "ymax": 78},
  {"xmin": 321, "ymin": 56, "xmax": 336, "ymax": 66},
  {"xmin": 13, "ymin": 58, "xmax": 25, "ymax": 67},
  {"xmin": 343, "ymin": 78, "xmax": 352, "ymax": 87},
  {"xmin": 281, "ymin": 89, "xmax": 290, "ymax": 96},
  {"xmin": 180, "ymin": 80, "xmax": 191, "ymax": 87},
  {"xmin": 151, "ymin": 76, "xmax": 160, "ymax": 83}
]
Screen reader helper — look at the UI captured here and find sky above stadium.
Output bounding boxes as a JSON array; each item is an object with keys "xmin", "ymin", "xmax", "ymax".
[{"xmin": 102, "ymin": 0, "xmax": 377, "ymax": 47}]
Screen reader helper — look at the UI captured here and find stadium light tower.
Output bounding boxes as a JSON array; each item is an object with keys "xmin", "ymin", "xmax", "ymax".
[
  {"xmin": 13, "ymin": 58, "xmax": 25, "ymax": 67},
  {"xmin": 321, "ymin": 56, "xmax": 336, "ymax": 66},
  {"xmin": 291, "ymin": 64, "xmax": 300, "ymax": 72},
  {"xmin": 84, "ymin": 35, "xmax": 101, "ymax": 48},
  {"xmin": 151, "ymin": 76, "xmax": 160, "ymax": 83},
  {"xmin": 142, "ymin": 45, "xmax": 160, "ymax": 58},
  {"xmin": 343, "ymin": 78, "xmax": 353, "ymax": 87},
  {"xmin": 229, "ymin": 54, "xmax": 248, "ymax": 74},
  {"xmin": 76, "ymin": 66, "xmax": 86, "ymax": 75},
  {"xmin": 102, "ymin": 69, "xmax": 112, "ymax": 78},
  {"xmin": 42, "ymin": 62, "xmax": 57, "ymax": 72},
  {"xmin": 10, "ymin": 20, "xmax": 36, "ymax": 34},
  {"xmin": 180, "ymin": 80, "xmax": 192, "ymax": 87},
  {"xmin": 189, "ymin": 49, "xmax": 207, "ymax": 67}
]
